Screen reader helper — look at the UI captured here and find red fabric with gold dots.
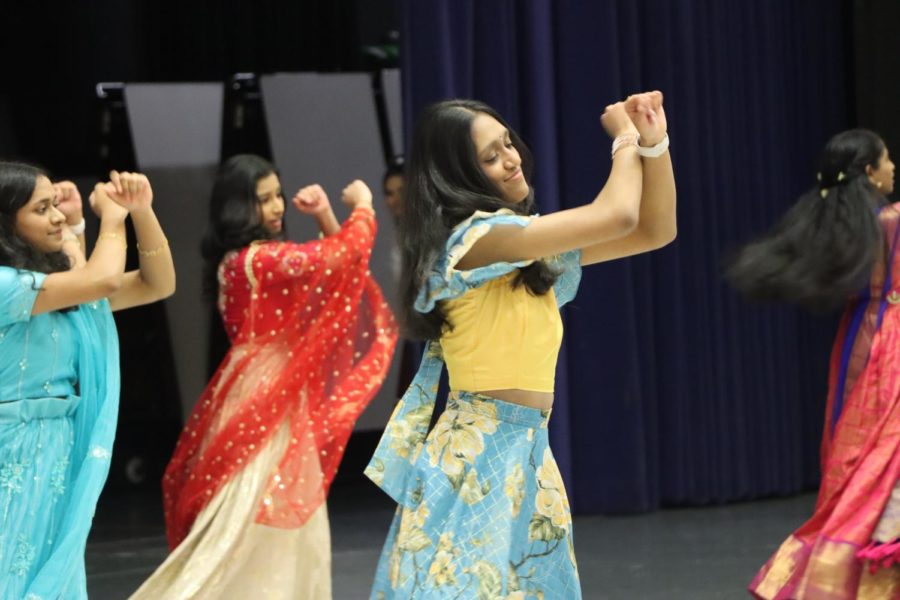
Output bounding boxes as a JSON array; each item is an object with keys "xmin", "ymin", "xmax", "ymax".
[{"xmin": 162, "ymin": 207, "xmax": 397, "ymax": 549}]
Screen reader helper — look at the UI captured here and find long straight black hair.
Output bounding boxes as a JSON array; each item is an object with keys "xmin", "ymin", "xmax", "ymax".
[
  {"xmin": 400, "ymin": 99, "xmax": 560, "ymax": 340},
  {"xmin": 0, "ymin": 161, "xmax": 70, "ymax": 274},
  {"xmin": 726, "ymin": 129, "xmax": 889, "ymax": 311},
  {"xmin": 200, "ymin": 154, "xmax": 283, "ymax": 301}
]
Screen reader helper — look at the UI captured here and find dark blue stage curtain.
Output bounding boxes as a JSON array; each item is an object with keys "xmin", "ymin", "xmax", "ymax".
[{"xmin": 400, "ymin": 0, "xmax": 852, "ymax": 513}]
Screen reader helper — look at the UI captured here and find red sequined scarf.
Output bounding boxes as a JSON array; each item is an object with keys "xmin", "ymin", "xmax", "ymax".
[{"xmin": 163, "ymin": 207, "xmax": 397, "ymax": 549}]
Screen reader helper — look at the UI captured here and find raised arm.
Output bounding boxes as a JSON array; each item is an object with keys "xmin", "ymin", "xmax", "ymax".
[
  {"xmin": 32, "ymin": 182, "xmax": 129, "ymax": 315},
  {"xmin": 251, "ymin": 180, "xmax": 377, "ymax": 287},
  {"xmin": 106, "ymin": 171, "xmax": 176, "ymax": 311},
  {"xmin": 296, "ymin": 180, "xmax": 376, "ymax": 254},
  {"xmin": 456, "ymin": 101, "xmax": 644, "ymax": 270},
  {"xmin": 293, "ymin": 184, "xmax": 341, "ymax": 237},
  {"xmin": 580, "ymin": 91, "xmax": 676, "ymax": 265}
]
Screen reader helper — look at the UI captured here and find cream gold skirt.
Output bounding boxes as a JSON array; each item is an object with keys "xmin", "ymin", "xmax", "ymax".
[{"xmin": 130, "ymin": 425, "xmax": 331, "ymax": 599}]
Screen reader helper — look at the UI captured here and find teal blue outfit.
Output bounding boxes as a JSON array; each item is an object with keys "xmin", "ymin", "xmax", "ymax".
[
  {"xmin": 366, "ymin": 211, "xmax": 583, "ymax": 599},
  {"xmin": 0, "ymin": 267, "xmax": 120, "ymax": 599}
]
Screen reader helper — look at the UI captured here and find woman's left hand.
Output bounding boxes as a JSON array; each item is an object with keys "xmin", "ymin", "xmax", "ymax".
[
  {"xmin": 53, "ymin": 181, "xmax": 84, "ymax": 225},
  {"xmin": 625, "ymin": 91, "xmax": 667, "ymax": 147},
  {"xmin": 106, "ymin": 171, "xmax": 154, "ymax": 213},
  {"xmin": 293, "ymin": 184, "xmax": 332, "ymax": 216}
]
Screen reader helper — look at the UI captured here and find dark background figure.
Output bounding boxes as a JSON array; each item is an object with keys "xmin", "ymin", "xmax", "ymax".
[
  {"xmin": 380, "ymin": 158, "xmax": 419, "ymax": 399},
  {"xmin": 382, "ymin": 158, "xmax": 405, "ymax": 222}
]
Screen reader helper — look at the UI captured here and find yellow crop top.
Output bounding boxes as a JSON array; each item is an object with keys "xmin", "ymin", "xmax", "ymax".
[{"xmin": 440, "ymin": 272, "xmax": 562, "ymax": 393}]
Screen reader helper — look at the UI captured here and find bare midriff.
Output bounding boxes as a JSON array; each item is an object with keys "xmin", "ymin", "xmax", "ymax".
[{"xmin": 476, "ymin": 389, "xmax": 554, "ymax": 410}]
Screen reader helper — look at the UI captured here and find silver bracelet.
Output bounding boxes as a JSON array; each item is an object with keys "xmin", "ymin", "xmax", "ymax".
[
  {"xmin": 69, "ymin": 219, "xmax": 86, "ymax": 235},
  {"xmin": 636, "ymin": 133, "xmax": 670, "ymax": 158},
  {"xmin": 611, "ymin": 133, "xmax": 639, "ymax": 159}
]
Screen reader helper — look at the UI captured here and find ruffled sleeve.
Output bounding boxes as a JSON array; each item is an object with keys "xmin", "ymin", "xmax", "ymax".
[
  {"xmin": 414, "ymin": 209, "xmax": 536, "ymax": 312},
  {"xmin": 548, "ymin": 249, "xmax": 583, "ymax": 307},
  {"xmin": 0, "ymin": 266, "xmax": 46, "ymax": 328}
]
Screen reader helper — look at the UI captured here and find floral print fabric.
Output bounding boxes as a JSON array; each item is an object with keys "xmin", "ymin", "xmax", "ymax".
[
  {"xmin": 370, "ymin": 393, "xmax": 580, "ymax": 599},
  {"xmin": 366, "ymin": 210, "xmax": 583, "ymax": 598}
]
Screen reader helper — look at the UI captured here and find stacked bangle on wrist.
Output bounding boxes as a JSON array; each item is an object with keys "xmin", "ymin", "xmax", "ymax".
[
  {"xmin": 636, "ymin": 133, "xmax": 670, "ymax": 158},
  {"xmin": 611, "ymin": 133, "xmax": 639, "ymax": 159}
]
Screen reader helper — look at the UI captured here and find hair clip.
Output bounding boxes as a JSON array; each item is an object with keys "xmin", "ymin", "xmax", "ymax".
[
  {"xmin": 837, "ymin": 172, "xmax": 846, "ymax": 182},
  {"xmin": 820, "ymin": 188, "xmax": 829, "ymax": 199},
  {"xmin": 816, "ymin": 172, "xmax": 822, "ymax": 182}
]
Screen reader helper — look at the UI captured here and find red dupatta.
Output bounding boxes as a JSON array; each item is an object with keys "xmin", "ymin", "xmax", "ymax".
[{"xmin": 162, "ymin": 207, "xmax": 397, "ymax": 549}]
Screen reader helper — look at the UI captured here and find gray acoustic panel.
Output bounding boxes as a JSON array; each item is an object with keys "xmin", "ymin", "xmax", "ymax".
[
  {"xmin": 126, "ymin": 83, "xmax": 224, "ymax": 419},
  {"xmin": 125, "ymin": 83, "xmax": 224, "ymax": 168},
  {"xmin": 383, "ymin": 69, "xmax": 404, "ymax": 157},
  {"xmin": 261, "ymin": 72, "xmax": 404, "ymax": 431}
]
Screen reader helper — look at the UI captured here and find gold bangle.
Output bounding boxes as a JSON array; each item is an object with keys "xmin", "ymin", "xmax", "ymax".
[
  {"xmin": 137, "ymin": 239, "xmax": 169, "ymax": 257},
  {"xmin": 97, "ymin": 232, "xmax": 127, "ymax": 248}
]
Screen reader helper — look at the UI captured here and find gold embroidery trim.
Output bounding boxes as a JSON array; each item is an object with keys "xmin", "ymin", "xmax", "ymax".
[
  {"xmin": 754, "ymin": 536, "xmax": 804, "ymax": 598},
  {"xmin": 244, "ymin": 243, "xmax": 262, "ymax": 290}
]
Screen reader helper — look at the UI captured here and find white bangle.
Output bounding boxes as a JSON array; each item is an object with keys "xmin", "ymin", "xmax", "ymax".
[
  {"xmin": 611, "ymin": 133, "xmax": 639, "ymax": 159},
  {"xmin": 636, "ymin": 133, "xmax": 670, "ymax": 158},
  {"xmin": 69, "ymin": 219, "xmax": 86, "ymax": 235}
]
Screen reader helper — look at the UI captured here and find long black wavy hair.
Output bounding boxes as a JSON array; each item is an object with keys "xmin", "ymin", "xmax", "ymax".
[
  {"xmin": 400, "ymin": 99, "xmax": 560, "ymax": 340},
  {"xmin": 201, "ymin": 154, "xmax": 283, "ymax": 302},
  {"xmin": 0, "ymin": 161, "xmax": 70, "ymax": 274},
  {"xmin": 726, "ymin": 129, "xmax": 889, "ymax": 311}
]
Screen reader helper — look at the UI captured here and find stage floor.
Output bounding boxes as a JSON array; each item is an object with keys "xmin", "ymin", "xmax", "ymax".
[{"xmin": 85, "ymin": 480, "xmax": 814, "ymax": 599}]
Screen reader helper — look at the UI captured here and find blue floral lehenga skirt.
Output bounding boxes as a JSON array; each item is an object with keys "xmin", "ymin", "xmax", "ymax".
[{"xmin": 370, "ymin": 391, "xmax": 580, "ymax": 599}]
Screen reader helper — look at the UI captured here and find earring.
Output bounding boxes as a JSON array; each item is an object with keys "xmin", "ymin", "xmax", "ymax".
[{"xmin": 877, "ymin": 181, "xmax": 884, "ymax": 189}]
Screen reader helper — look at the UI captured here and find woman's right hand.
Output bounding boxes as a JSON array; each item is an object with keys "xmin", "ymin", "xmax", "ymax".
[
  {"xmin": 293, "ymin": 184, "xmax": 332, "ymax": 216},
  {"xmin": 341, "ymin": 180, "xmax": 373, "ymax": 210},
  {"xmin": 600, "ymin": 102, "xmax": 639, "ymax": 139}
]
